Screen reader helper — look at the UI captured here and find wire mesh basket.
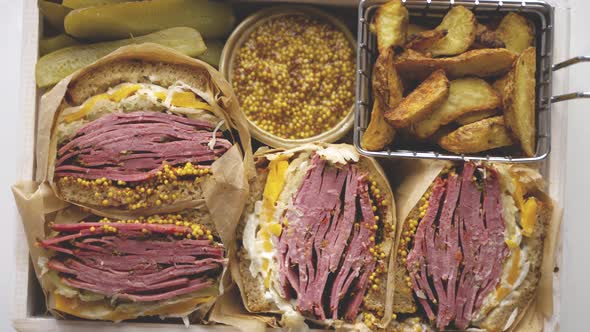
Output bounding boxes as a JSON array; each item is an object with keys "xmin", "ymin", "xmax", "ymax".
[{"xmin": 354, "ymin": 0, "xmax": 588, "ymax": 162}]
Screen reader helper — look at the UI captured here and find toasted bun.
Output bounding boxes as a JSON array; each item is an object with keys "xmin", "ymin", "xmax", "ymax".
[
  {"xmin": 64, "ymin": 59, "xmax": 215, "ymax": 107},
  {"xmin": 234, "ymin": 143, "xmax": 396, "ymax": 328}
]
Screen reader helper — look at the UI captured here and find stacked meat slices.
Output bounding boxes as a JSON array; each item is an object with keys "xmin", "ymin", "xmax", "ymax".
[
  {"xmin": 406, "ymin": 163, "xmax": 509, "ymax": 329},
  {"xmin": 277, "ymin": 155, "xmax": 379, "ymax": 321},
  {"xmin": 38, "ymin": 222, "xmax": 225, "ymax": 302},
  {"xmin": 55, "ymin": 112, "xmax": 232, "ymax": 182}
]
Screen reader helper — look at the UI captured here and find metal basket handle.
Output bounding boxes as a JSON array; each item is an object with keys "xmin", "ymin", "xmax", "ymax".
[{"xmin": 551, "ymin": 56, "xmax": 590, "ymax": 103}]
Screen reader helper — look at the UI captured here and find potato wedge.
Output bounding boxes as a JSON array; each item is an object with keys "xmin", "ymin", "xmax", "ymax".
[
  {"xmin": 455, "ymin": 109, "xmax": 499, "ymax": 125},
  {"xmin": 503, "ymin": 47, "xmax": 536, "ymax": 157},
  {"xmin": 496, "ymin": 13, "xmax": 534, "ymax": 54},
  {"xmin": 395, "ymin": 48, "xmax": 517, "ymax": 81},
  {"xmin": 362, "ymin": 99, "xmax": 396, "ymax": 151},
  {"xmin": 375, "ymin": 0, "xmax": 409, "ymax": 52},
  {"xmin": 473, "ymin": 23, "xmax": 505, "ymax": 49},
  {"xmin": 362, "ymin": 48, "xmax": 403, "ymax": 151},
  {"xmin": 373, "ymin": 47, "xmax": 404, "ymax": 110},
  {"xmin": 493, "ymin": 73, "xmax": 511, "ymax": 97},
  {"xmin": 438, "ymin": 116, "xmax": 514, "ymax": 153},
  {"xmin": 405, "ymin": 29, "xmax": 447, "ymax": 53},
  {"xmin": 385, "ymin": 69, "xmax": 449, "ymax": 128},
  {"xmin": 428, "ymin": 6, "xmax": 477, "ymax": 56},
  {"xmin": 412, "ymin": 78, "xmax": 500, "ymax": 138}
]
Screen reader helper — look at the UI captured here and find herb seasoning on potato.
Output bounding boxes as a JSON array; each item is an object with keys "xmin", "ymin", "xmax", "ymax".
[{"xmin": 232, "ymin": 15, "xmax": 355, "ymax": 140}]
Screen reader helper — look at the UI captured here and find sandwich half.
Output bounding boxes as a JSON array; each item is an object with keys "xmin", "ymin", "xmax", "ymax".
[
  {"xmin": 391, "ymin": 162, "xmax": 551, "ymax": 331},
  {"xmin": 46, "ymin": 45, "xmax": 247, "ymax": 215},
  {"xmin": 234, "ymin": 144, "xmax": 396, "ymax": 329},
  {"xmin": 37, "ymin": 209, "xmax": 227, "ymax": 322}
]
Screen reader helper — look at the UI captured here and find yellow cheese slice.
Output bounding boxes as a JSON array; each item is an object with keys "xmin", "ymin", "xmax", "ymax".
[
  {"xmin": 63, "ymin": 94, "xmax": 110, "ymax": 123},
  {"xmin": 521, "ymin": 197, "xmax": 538, "ymax": 237},
  {"xmin": 170, "ymin": 91, "xmax": 213, "ymax": 110}
]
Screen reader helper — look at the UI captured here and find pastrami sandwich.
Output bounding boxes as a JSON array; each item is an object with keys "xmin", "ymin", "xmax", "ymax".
[
  {"xmin": 37, "ymin": 210, "xmax": 227, "ymax": 322},
  {"xmin": 234, "ymin": 144, "xmax": 397, "ymax": 329},
  {"xmin": 391, "ymin": 162, "xmax": 551, "ymax": 332},
  {"xmin": 43, "ymin": 44, "xmax": 250, "ymax": 215}
]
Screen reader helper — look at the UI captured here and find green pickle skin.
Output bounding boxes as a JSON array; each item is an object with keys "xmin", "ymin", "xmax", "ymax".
[
  {"xmin": 35, "ymin": 27, "xmax": 207, "ymax": 88},
  {"xmin": 64, "ymin": 0, "xmax": 235, "ymax": 40},
  {"xmin": 197, "ymin": 40, "xmax": 224, "ymax": 68},
  {"xmin": 63, "ymin": 0, "xmax": 140, "ymax": 9},
  {"xmin": 39, "ymin": 1, "xmax": 72, "ymax": 32},
  {"xmin": 39, "ymin": 34, "xmax": 81, "ymax": 56}
]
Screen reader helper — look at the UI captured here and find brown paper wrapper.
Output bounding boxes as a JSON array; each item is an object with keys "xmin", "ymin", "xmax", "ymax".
[
  {"xmin": 13, "ymin": 43, "xmax": 252, "ymax": 322},
  {"xmin": 211, "ymin": 144, "xmax": 397, "ymax": 331},
  {"xmin": 390, "ymin": 160, "xmax": 562, "ymax": 332}
]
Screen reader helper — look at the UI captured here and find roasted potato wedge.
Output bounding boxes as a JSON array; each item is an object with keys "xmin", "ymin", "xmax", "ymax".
[
  {"xmin": 405, "ymin": 29, "xmax": 447, "ymax": 53},
  {"xmin": 412, "ymin": 78, "xmax": 501, "ymax": 138},
  {"xmin": 493, "ymin": 73, "xmax": 511, "ymax": 97},
  {"xmin": 373, "ymin": 47, "xmax": 404, "ymax": 110},
  {"xmin": 375, "ymin": 0, "xmax": 409, "ymax": 53},
  {"xmin": 496, "ymin": 13, "xmax": 534, "ymax": 54},
  {"xmin": 503, "ymin": 47, "xmax": 537, "ymax": 157},
  {"xmin": 362, "ymin": 48, "xmax": 403, "ymax": 151},
  {"xmin": 455, "ymin": 109, "xmax": 499, "ymax": 125},
  {"xmin": 438, "ymin": 116, "xmax": 514, "ymax": 153},
  {"xmin": 473, "ymin": 23, "xmax": 505, "ymax": 49},
  {"xmin": 395, "ymin": 48, "xmax": 517, "ymax": 81},
  {"xmin": 428, "ymin": 6, "xmax": 477, "ymax": 56},
  {"xmin": 385, "ymin": 69, "xmax": 449, "ymax": 128},
  {"xmin": 362, "ymin": 99, "xmax": 396, "ymax": 151}
]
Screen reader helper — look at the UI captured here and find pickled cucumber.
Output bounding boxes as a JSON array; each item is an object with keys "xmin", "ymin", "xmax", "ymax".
[
  {"xmin": 65, "ymin": 0, "xmax": 235, "ymax": 40},
  {"xmin": 39, "ymin": 34, "xmax": 80, "ymax": 56},
  {"xmin": 39, "ymin": 1, "xmax": 71, "ymax": 32},
  {"xmin": 36, "ymin": 27, "xmax": 206, "ymax": 88},
  {"xmin": 63, "ymin": 0, "xmax": 139, "ymax": 9},
  {"xmin": 197, "ymin": 39, "xmax": 223, "ymax": 68}
]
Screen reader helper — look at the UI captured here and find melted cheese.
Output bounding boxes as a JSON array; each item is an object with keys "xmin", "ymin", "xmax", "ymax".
[
  {"xmin": 62, "ymin": 82, "xmax": 214, "ymax": 124},
  {"xmin": 170, "ymin": 91, "xmax": 213, "ymax": 110},
  {"xmin": 109, "ymin": 84, "xmax": 141, "ymax": 102},
  {"xmin": 63, "ymin": 94, "xmax": 111, "ymax": 122},
  {"xmin": 54, "ymin": 292, "xmax": 212, "ymax": 321},
  {"xmin": 521, "ymin": 198, "xmax": 538, "ymax": 237}
]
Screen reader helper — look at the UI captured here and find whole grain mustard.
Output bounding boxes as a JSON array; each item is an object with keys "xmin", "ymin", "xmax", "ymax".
[{"xmin": 232, "ymin": 15, "xmax": 355, "ymax": 139}]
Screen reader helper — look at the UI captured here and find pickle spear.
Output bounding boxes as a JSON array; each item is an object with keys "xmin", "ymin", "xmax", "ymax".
[
  {"xmin": 39, "ymin": 1, "xmax": 71, "ymax": 32},
  {"xmin": 63, "ymin": 0, "xmax": 139, "ymax": 9},
  {"xmin": 39, "ymin": 34, "xmax": 81, "ymax": 56},
  {"xmin": 36, "ymin": 27, "xmax": 206, "ymax": 88},
  {"xmin": 65, "ymin": 0, "xmax": 235, "ymax": 40},
  {"xmin": 197, "ymin": 40, "xmax": 223, "ymax": 67}
]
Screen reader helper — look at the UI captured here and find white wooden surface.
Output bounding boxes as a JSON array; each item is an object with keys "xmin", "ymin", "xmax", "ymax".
[{"xmin": 0, "ymin": 0, "xmax": 587, "ymax": 331}]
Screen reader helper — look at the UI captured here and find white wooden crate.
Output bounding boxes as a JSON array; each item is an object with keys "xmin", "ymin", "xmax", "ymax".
[{"xmin": 12, "ymin": 0, "xmax": 571, "ymax": 331}]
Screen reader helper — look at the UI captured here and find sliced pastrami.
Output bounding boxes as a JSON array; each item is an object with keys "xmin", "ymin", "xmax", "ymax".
[
  {"xmin": 55, "ymin": 111, "xmax": 230, "ymax": 182},
  {"xmin": 276, "ymin": 154, "xmax": 379, "ymax": 321},
  {"xmin": 41, "ymin": 220, "xmax": 225, "ymax": 303},
  {"xmin": 406, "ymin": 163, "xmax": 509, "ymax": 330}
]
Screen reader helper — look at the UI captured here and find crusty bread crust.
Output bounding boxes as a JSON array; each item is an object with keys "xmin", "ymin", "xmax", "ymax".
[
  {"xmin": 474, "ymin": 199, "xmax": 551, "ymax": 332},
  {"xmin": 236, "ymin": 166, "xmax": 274, "ymax": 312},
  {"xmin": 65, "ymin": 59, "xmax": 212, "ymax": 106}
]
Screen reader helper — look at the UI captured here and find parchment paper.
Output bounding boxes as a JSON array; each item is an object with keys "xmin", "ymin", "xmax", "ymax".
[{"xmin": 13, "ymin": 43, "xmax": 253, "ymax": 321}]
